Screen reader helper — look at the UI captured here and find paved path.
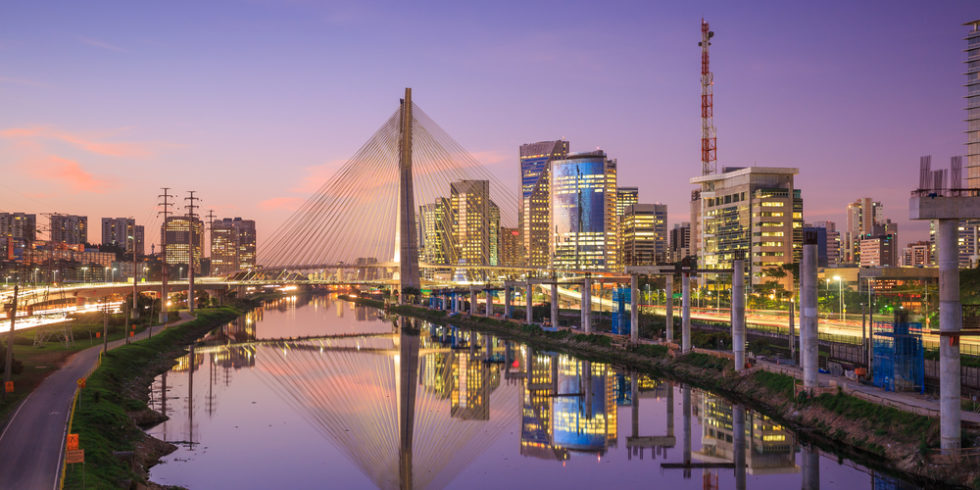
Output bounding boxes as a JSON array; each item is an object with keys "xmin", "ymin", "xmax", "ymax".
[{"xmin": 0, "ymin": 313, "xmax": 191, "ymax": 490}]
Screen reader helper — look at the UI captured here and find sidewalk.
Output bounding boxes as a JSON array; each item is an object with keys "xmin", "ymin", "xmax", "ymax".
[{"xmin": 0, "ymin": 311, "xmax": 192, "ymax": 490}]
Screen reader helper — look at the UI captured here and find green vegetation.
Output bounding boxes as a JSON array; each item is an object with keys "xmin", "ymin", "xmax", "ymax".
[
  {"xmin": 677, "ymin": 352, "xmax": 732, "ymax": 371},
  {"xmin": 750, "ymin": 371, "xmax": 795, "ymax": 397},
  {"xmin": 64, "ymin": 307, "xmax": 241, "ymax": 488},
  {"xmin": 810, "ymin": 392, "xmax": 938, "ymax": 446}
]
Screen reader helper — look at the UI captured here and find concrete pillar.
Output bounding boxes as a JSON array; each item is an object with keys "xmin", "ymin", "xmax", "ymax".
[
  {"xmin": 469, "ymin": 286, "xmax": 477, "ymax": 315},
  {"xmin": 526, "ymin": 281, "xmax": 533, "ymax": 325},
  {"xmin": 789, "ymin": 301, "xmax": 796, "ymax": 363},
  {"xmin": 485, "ymin": 290, "xmax": 493, "ymax": 316},
  {"xmin": 665, "ymin": 274, "xmax": 674, "ymax": 342},
  {"xmin": 682, "ymin": 385, "xmax": 691, "ymax": 479},
  {"xmin": 504, "ymin": 286, "xmax": 512, "ymax": 319},
  {"xmin": 582, "ymin": 276, "xmax": 592, "ymax": 334},
  {"xmin": 937, "ymin": 219, "xmax": 962, "ymax": 451},
  {"xmin": 802, "ymin": 444, "xmax": 820, "ymax": 490},
  {"xmin": 732, "ymin": 259, "xmax": 746, "ymax": 372},
  {"xmin": 630, "ymin": 275, "xmax": 639, "ymax": 344},
  {"xmin": 801, "ymin": 236, "xmax": 819, "ymax": 390},
  {"xmin": 550, "ymin": 283, "xmax": 559, "ymax": 328},
  {"xmin": 733, "ymin": 403, "xmax": 746, "ymax": 490},
  {"xmin": 667, "ymin": 381, "xmax": 674, "ymax": 438},
  {"xmin": 681, "ymin": 273, "xmax": 691, "ymax": 353},
  {"xmin": 631, "ymin": 371, "xmax": 639, "ymax": 438}
]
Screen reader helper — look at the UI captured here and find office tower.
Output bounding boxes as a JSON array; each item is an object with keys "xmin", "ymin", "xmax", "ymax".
[
  {"xmin": 0, "ymin": 212, "xmax": 36, "ymax": 260},
  {"xmin": 451, "ymin": 180, "xmax": 495, "ymax": 266},
  {"xmin": 670, "ymin": 222, "xmax": 691, "ymax": 263},
  {"xmin": 616, "ymin": 187, "xmax": 638, "ymax": 264},
  {"xmin": 902, "ymin": 241, "xmax": 933, "ymax": 267},
  {"xmin": 622, "ymin": 203, "xmax": 668, "ymax": 266},
  {"xmin": 821, "ymin": 221, "xmax": 842, "ymax": 267},
  {"xmin": 520, "ymin": 140, "xmax": 570, "ymax": 268},
  {"xmin": 50, "ymin": 214, "xmax": 87, "ymax": 244},
  {"xmin": 845, "ymin": 198, "xmax": 881, "ymax": 264},
  {"xmin": 162, "ymin": 216, "xmax": 204, "ymax": 273},
  {"xmin": 101, "ymin": 217, "xmax": 145, "ymax": 256},
  {"xmin": 930, "ymin": 221, "xmax": 979, "ymax": 268},
  {"xmin": 489, "ymin": 200, "xmax": 500, "ymax": 266},
  {"xmin": 690, "ymin": 166, "xmax": 802, "ymax": 288},
  {"xmin": 859, "ymin": 234, "xmax": 897, "ymax": 267},
  {"xmin": 500, "ymin": 227, "xmax": 525, "ymax": 267},
  {"xmin": 802, "ymin": 224, "xmax": 829, "ymax": 267},
  {"xmin": 419, "ymin": 198, "xmax": 453, "ymax": 265},
  {"xmin": 549, "ymin": 151, "xmax": 618, "ymax": 270},
  {"xmin": 966, "ymin": 19, "xmax": 980, "ymax": 188},
  {"xmin": 210, "ymin": 217, "xmax": 256, "ymax": 275}
]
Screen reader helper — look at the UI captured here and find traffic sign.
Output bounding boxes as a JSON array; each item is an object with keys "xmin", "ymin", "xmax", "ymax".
[
  {"xmin": 4, "ymin": 381, "xmax": 12, "ymax": 393},
  {"xmin": 66, "ymin": 434, "xmax": 79, "ymax": 451},
  {"xmin": 66, "ymin": 449, "xmax": 84, "ymax": 464},
  {"xmin": 76, "ymin": 378, "xmax": 86, "ymax": 388}
]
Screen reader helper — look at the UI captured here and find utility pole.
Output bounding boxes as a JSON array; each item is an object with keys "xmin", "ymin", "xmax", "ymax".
[
  {"xmin": 158, "ymin": 188, "xmax": 174, "ymax": 326},
  {"xmin": 102, "ymin": 298, "xmax": 108, "ymax": 354},
  {"xmin": 130, "ymin": 217, "xmax": 139, "ymax": 322},
  {"xmin": 206, "ymin": 209, "xmax": 216, "ymax": 267},
  {"xmin": 185, "ymin": 191, "xmax": 200, "ymax": 313},
  {"xmin": 3, "ymin": 285, "xmax": 18, "ymax": 401}
]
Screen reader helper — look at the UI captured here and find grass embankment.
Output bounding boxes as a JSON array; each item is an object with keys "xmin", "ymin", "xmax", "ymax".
[
  {"xmin": 63, "ymin": 307, "xmax": 241, "ymax": 489},
  {"xmin": 361, "ymin": 296, "xmax": 977, "ymax": 488},
  {"xmin": 0, "ymin": 310, "xmax": 180, "ymax": 423}
]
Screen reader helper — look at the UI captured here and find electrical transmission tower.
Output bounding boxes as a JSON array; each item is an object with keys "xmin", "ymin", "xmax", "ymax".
[
  {"xmin": 185, "ymin": 191, "xmax": 200, "ymax": 313},
  {"xmin": 158, "ymin": 188, "xmax": 174, "ymax": 324}
]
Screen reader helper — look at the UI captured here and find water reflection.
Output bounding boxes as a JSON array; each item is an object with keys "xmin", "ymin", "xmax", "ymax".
[{"xmin": 146, "ymin": 296, "xmax": 920, "ymax": 489}]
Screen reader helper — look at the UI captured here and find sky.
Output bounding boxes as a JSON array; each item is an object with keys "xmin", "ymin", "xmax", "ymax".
[{"xmin": 0, "ymin": 0, "xmax": 976, "ymax": 256}]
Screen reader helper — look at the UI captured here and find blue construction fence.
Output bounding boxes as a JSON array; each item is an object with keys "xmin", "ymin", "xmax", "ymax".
[
  {"xmin": 611, "ymin": 287, "xmax": 631, "ymax": 336},
  {"xmin": 872, "ymin": 316, "xmax": 925, "ymax": 393}
]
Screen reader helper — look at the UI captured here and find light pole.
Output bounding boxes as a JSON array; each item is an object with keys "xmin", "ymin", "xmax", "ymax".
[
  {"xmin": 112, "ymin": 267, "xmax": 117, "ymax": 283},
  {"xmin": 833, "ymin": 275, "xmax": 843, "ymax": 321},
  {"xmin": 81, "ymin": 266, "xmax": 87, "ymax": 283},
  {"xmin": 104, "ymin": 266, "xmax": 109, "ymax": 283}
]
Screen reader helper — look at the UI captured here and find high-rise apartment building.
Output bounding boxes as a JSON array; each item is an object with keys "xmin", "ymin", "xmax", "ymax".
[
  {"xmin": 690, "ymin": 167, "xmax": 802, "ymax": 288},
  {"xmin": 822, "ymin": 221, "xmax": 842, "ymax": 267},
  {"xmin": 669, "ymin": 222, "xmax": 691, "ymax": 263},
  {"xmin": 451, "ymin": 180, "xmax": 496, "ymax": 266},
  {"xmin": 859, "ymin": 234, "xmax": 897, "ymax": 267},
  {"xmin": 0, "ymin": 212, "xmax": 36, "ymax": 260},
  {"xmin": 616, "ymin": 187, "xmax": 638, "ymax": 265},
  {"xmin": 50, "ymin": 214, "xmax": 87, "ymax": 245},
  {"xmin": 162, "ymin": 216, "xmax": 204, "ymax": 273},
  {"xmin": 520, "ymin": 140, "xmax": 569, "ymax": 268},
  {"xmin": 210, "ymin": 217, "xmax": 256, "ymax": 275},
  {"xmin": 500, "ymin": 227, "xmax": 524, "ymax": 267},
  {"xmin": 845, "ymin": 198, "xmax": 881, "ymax": 264},
  {"xmin": 901, "ymin": 240, "xmax": 933, "ymax": 267},
  {"xmin": 419, "ymin": 198, "xmax": 454, "ymax": 265},
  {"xmin": 966, "ymin": 19, "xmax": 980, "ymax": 188},
  {"xmin": 621, "ymin": 203, "xmax": 668, "ymax": 266},
  {"xmin": 489, "ymin": 201, "xmax": 500, "ymax": 266},
  {"xmin": 549, "ymin": 151, "xmax": 617, "ymax": 270},
  {"xmin": 101, "ymin": 217, "xmax": 144, "ymax": 256}
]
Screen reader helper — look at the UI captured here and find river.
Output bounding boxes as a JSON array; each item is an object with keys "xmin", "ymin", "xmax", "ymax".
[{"xmin": 145, "ymin": 294, "xmax": 920, "ymax": 489}]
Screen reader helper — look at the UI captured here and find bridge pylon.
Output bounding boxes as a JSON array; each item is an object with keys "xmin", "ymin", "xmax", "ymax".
[{"xmin": 397, "ymin": 88, "xmax": 421, "ymax": 296}]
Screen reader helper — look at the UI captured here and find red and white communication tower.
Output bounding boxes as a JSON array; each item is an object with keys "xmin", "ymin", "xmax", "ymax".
[{"xmin": 699, "ymin": 18, "xmax": 716, "ymax": 176}]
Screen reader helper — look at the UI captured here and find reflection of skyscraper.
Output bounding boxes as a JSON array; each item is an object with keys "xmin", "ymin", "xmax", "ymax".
[
  {"xmin": 420, "ymin": 352, "xmax": 454, "ymax": 399},
  {"xmin": 521, "ymin": 350, "xmax": 566, "ymax": 460},
  {"xmin": 551, "ymin": 357, "xmax": 617, "ymax": 452},
  {"xmin": 450, "ymin": 351, "xmax": 499, "ymax": 420},
  {"xmin": 695, "ymin": 393, "xmax": 797, "ymax": 474},
  {"xmin": 521, "ymin": 140, "xmax": 570, "ymax": 268}
]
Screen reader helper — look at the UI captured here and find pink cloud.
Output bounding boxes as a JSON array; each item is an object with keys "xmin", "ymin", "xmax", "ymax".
[
  {"xmin": 291, "ymin": 160, "xmax": 346, "ymax": 193},
  {"xmin": 30, "ymin": 155, "xmax": 112, "ymax": 193},
  {"xmin": 0, "ymin": 126, "xmax": 154, "ymax": 158},
  {"xmin": 259, "ymin": 196, "xmax": 304, "ymax": 210}
]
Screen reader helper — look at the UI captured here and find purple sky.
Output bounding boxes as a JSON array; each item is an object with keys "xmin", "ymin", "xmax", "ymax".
[{"xmin": 0, "ymin": 1, "xmax": 976, "ymax": 254}]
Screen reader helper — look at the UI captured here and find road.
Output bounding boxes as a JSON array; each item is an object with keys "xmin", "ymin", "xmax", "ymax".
[{"xmin": 0, "ymin": 312, "xmax": 189, "ymax": 490}]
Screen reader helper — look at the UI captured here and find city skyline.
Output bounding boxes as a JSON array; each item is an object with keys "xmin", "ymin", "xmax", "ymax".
[{"xmin": 0, "ymin": 2, "xmax": 976, "ymax": 254}]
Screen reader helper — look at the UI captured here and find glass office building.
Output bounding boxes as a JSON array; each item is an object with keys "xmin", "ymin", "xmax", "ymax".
[{"xmin": 549, "ymin": 151, "xmax": 618, "ymax": 270}]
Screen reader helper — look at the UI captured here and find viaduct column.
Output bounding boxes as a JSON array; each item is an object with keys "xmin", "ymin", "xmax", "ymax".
[
  {"xmin": 582, "ymin": 276, "xmax": 592, "ymax": 334},
  {"xmin": 504, "ymin": 285, "xmax": 512, "ymax": 318},
  {"xmin": 937, "ymin": 219, "xmax": 962, "ymax": 451},
  {"xmin": 665, "ymin": 274, "xmax": 674, "ymax": 342},
  {"xmin": 732, "ymin": 259, "xmax": 746, "ymax": 372},
  {"xmin": 681, "ymin": 272, "xmax": 691, "ymax": 353},
  {"xmin": 550, "ymin": 282, "xmax": 559, "ymax": 328},
  {"xmin": 801, "ymin": 232, "xmax": 819, "ymax": 390},
  {"xmin": 526, "ymin": 281, "xmax": 533, "ymax": 325}
]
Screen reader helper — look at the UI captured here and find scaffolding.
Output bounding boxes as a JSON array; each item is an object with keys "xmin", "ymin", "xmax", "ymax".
[
  {"xmin": 611, "ymin": 287, "xmax": 631, "ymax": 335},
  {"xmin": 872, "ymin": 313, "xmax": 925, "ymax": 393}
]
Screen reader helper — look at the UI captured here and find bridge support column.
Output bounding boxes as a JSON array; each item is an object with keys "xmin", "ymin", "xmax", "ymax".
[
  {"xmin": 732, "ymin": 259, "xmax": 745, "ymax": 372},
  {"xmin": 665, "ymin": 274, "xmax": 673, "ymax": 342},
  {"xmin": 630, "ymin": 274, "xmax": 639, "ymax": 344},
  {"xmin": 582, "ymin": 276, "xmax": 592, "ymax": 334},
  {"xmin": 802, "ymin": 444, "xmax": 820, "ymax": 490},
  {"xmin": 469, "ymin": 287, "xmax": 477, "ymax": 315},
  {"xmin": 801, "ymin": 232, "xmax": 819, "ymax": 391},
  {"xmin": 504, "ymin": 285, "xmax": 512, "ymax": 318},
  {"xmin": 681, "ymin": 272, "xmax": 690, "ymax": 353},
  {"xmin": 682, "ymin": 385, "xmax": 691, "ymax": 477},
  {"xmin": 937, "ymin": 218, "xmax": 962, "ymax": 451},
  {"xmin": 550, "ymin": 283, "xmax": 559, "ymax": 328},
  {"xmin": 525, "ymin": 282, "xmax": 533, "ymax": 325},
  {"xmin": 485, "ymin": 289, "xmax": 493, "ymax": 317},
  {"xmin": 733, "ymin": 403, "xmax": 746, "ymax": 490}
]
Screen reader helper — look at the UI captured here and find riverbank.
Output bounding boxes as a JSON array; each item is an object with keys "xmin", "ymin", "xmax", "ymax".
[
  {"xmin": 62, "ymin": 299, "xmax": 262, "ymax": 489},
  {"xmin": 358, "ymin": 296, "xmax": 980, "ymax": 489}
]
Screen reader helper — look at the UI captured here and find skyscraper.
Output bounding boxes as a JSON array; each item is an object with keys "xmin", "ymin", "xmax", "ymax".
[
  {"xmin": 859, "ymin": 234, "xmax": 897, "ymax": 267},
  {"xmin": 669, "ymin": 222, "xmax": 691, "ymax": 263},
  {"xmin": 0, "ymin": 212, "xmax": 36, "ymax": 260},
  {"xmin": 101, "ymin": 217, "xmax": 144, "ymax": 256},
  {"xmin": 50, "ymin": 214, "xmax": 87, "ymax": 245},
  {"xmin": 500, "ymin": 227, "xmax": 525, "ymax": 267},
  {"xmin": 162, "ymin": 216, "xmax": 204, "ymax": 273},
  {"xmin": 549, "ymin": 151, "xmax": 618, "ymax": 270},
  {"xmin": 690, "ymin": 166, "xmax": 802, "ymax": 288},
  {"xmin": 210, "ymin": 217, "xmax": 256, "ymax": 275},
  {"xmin": 520, "ymin": 140, "xmax": 569, "ymax": 268},
  {"xmin": 451, "ymin": 180, "xmax": 495, "ymax": 266},
  {"xmin": 616, "ymin": 187, "xmax": 639, "ymax": 264},
  {"xmin": 966, "ymin": 19, "xmax": 980, "ymax": 188},
  {"xmin": 621, "ymin": 203, "xmax": 668, "ymax": 266},
  {"xmin": 845, "ymin": 198, "xmax": 881, "ymax": 264},
  {"xmin": 419, "ymin": 198, "xmax": 453, "ymax": 265}
]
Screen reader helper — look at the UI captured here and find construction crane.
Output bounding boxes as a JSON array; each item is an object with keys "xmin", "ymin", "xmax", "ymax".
[{"xmin": 699, "ymin": 18, "xmax": 717, "ymax": 176}]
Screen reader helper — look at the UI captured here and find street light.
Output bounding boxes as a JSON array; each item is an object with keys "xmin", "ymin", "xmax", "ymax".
[
  {"xmin": 104, "ymin": 266, "xmax": 110, "ymax": 283},
  {"xmin": 833, "ymin": 275, "xmax": 843, "ymax": 321},
  {"xmin": 112, "ymin": 267, "xmax": 117, "ymax": 283},
  {"xmin": 81, "ymin": 266, "xmax": 88, "ymax": 283}
]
